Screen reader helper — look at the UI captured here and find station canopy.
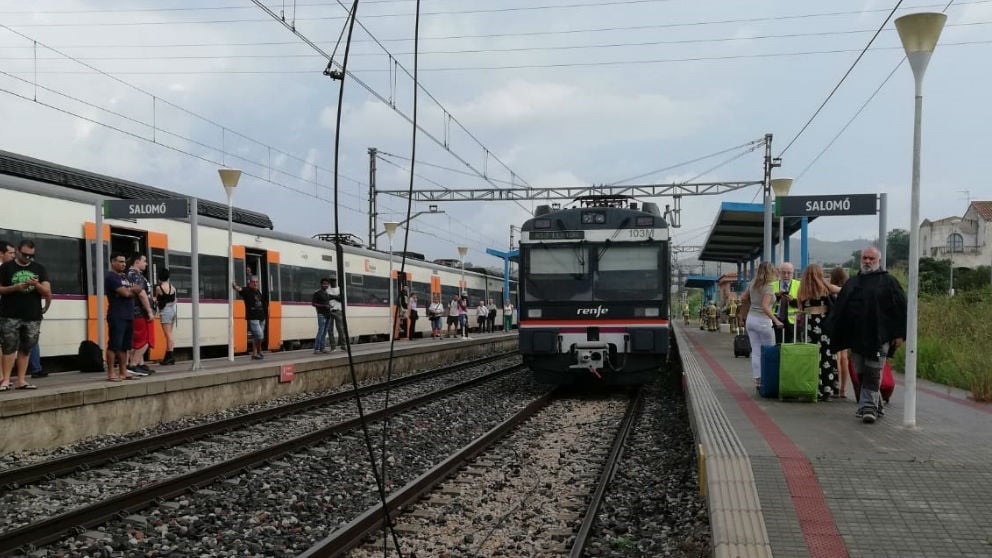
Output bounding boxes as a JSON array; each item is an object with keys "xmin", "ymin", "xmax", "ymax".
[{"xmin": 699, "ymin": 202, "xmax": 815, "ymax": 263}]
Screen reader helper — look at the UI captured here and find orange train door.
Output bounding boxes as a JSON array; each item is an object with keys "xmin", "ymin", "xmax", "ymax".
[
  {"xmin": 233, "ymin": 245, "xmax": 248, "ymax": 354},
  {"xmin": 84, "ymin": 222, "xmax": 111, "ymax": 344},
  {"xmin": 147, "ymin": 231, "xmax": 168, "ymax": 362},
  {"xmin": 265, "ymin": 250, "xmax": 282, "ymax": 352}
]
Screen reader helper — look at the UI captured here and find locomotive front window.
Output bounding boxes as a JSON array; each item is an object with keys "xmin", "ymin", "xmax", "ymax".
[
  {"xmin": 524, "ymin": 245, "xmax": 591, "ymax": 302},
  {"xmin": 595, "ymin": 245, "xmax": 663, "ymax": 301}
]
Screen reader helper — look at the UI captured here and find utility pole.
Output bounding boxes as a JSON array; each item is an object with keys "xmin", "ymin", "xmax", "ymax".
[
  {"xmin": 762, "ymin": 133, "xmax": 781, "ymax": 263},
  {"xmin": 368, "ymin": 147, "xmax": 378, "ymax": 249}
]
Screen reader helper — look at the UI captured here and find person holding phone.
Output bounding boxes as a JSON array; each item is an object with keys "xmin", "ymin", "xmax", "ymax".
[{"xmin": 774, "ymin": 262, "xmax": 800, "ymax": 344}]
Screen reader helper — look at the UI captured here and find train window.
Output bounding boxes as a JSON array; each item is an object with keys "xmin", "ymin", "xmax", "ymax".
[
  {"xmin": 167, "ymin": 253, "xmax": 192, "ymax": 298},
  {"xmin": 0, "ymin": 230, "xmax": 86, "ymax": 296},
  {"xmin": 345, "ymin": 273, "xmax": 388, "ymax": 306},
  {"xmin": 595, "ymin": 245, "xmax": 663, "ymax": 301},
  {"xmin": 523, "ymin": 246, "xmax": 591, "ymax": 302},
  {"xmin": 198, "ymin": 254, "xmax": 229, "ymax": 301},
  {"xmin": 268, "ymin": 262, "xmax": 281, "ymax": 302},
  {"xmin": 278, "ymin": 264, "xmax": 331, "ymax": 303}
]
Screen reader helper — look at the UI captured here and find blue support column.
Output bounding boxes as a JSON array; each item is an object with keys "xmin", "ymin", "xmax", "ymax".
[
  {"xmin": 800, "ymin": 217, "xmax": 809, "ymax": 271},
  {"xmin": 486, "ymin": 247, "xmax": 519, "ymax": 303},
  {"xmin": 784, "ymin": 232, "xmax": 791, "ymax": 263}
]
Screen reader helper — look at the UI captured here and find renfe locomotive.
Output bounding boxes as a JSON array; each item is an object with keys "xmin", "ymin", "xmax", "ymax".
[{"xmin": 517, "ymin": 196, "xmax": 672, "ymax": 384}]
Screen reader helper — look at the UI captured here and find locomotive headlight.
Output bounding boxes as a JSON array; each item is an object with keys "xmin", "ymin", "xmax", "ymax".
[
  {"xmin": 527, "ymin": 308, "xmax": 542, "ymax": 318},
  {"xmin": 635, "ymin": 307, "xmax": 660, "ymax": 317}
]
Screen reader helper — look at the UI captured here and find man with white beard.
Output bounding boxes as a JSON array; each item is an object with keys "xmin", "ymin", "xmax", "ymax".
[{"xmin": 826, "ymin": 246, "xmax": 907, "ymax": 424}]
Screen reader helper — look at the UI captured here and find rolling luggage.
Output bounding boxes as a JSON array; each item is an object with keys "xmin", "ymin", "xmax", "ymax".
[
  {"xmin": 848, "ymin": 360, "xmax": 896, "ymax": 403},
  {"xmin": 758, "ymin": 344, "xmax": 780, "ymax": 398},
  {"xmin": 733, "ymin": 328, "xmax": 751, "ymax": 358},
  {"xmin": 778, "ymin": 320, "xmax": 818, "ymax": 402}
]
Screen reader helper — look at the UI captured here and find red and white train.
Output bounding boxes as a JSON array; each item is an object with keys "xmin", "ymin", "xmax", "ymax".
[{"xmin": 0, "ymin": 150, "xmax": 517, "ymax": 364}]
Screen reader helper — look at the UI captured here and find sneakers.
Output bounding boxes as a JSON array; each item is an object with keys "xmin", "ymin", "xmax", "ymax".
[
  {"xmin": 861, "ymin": 410, "xmax": 877, "ymax": 424},
  {"xmin": 127, "ymin": 366, "xmax": 148, "ymax": 377},
  {"xmin": 251, "ymin": 354, "xmax": 263, "ymax": 360},
  {"xmin": 137, "ymin": 364, "xmax": 155, "ymax": 374},
  {"xmin": 30, "ymin": 371, "xmax": 48, "ymax": 378}
]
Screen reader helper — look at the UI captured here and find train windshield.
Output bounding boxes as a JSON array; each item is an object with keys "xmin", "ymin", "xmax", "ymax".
[
  {"xmin": 595, "ymin": 245, "xmax": 664, "ymax": 301},
  {"xmin": 524, "ymin": 243, "xmax": 664, "ymax": 302},
  {"xmin": 524, "ymin": 245, "xmax": 591, "ymax": 301}
]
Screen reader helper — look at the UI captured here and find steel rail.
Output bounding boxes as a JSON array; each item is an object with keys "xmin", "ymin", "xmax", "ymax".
[
  {"xmin": 297, "ymin": 389, "xmax": 557, "ymax": 558},
  {"xmin": 0, "ymin": 363, "xmax": 524, "ymax": 555},
  {"xmin": 569, "ymin": 388, "xmax": 645, "ymax": 558},
  {"xmin": 0, "ymin": 352, "xmax": 513, "ymax": 489}
]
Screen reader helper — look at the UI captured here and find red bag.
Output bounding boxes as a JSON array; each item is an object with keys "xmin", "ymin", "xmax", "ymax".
[{"xmin": 848, "ymin": 359, "xmax": 895, "ymax": 403}]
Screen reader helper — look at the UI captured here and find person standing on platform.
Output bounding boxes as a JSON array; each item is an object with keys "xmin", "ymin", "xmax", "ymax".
[
  {"xmin": 774, "ymin": 262, "xmax": 801, "ymax": 344},
  {"xmin": 829, "ymin": 266, "xmax": 851, "ymax": 398},
  {"xmin": 407, "ymin": 292, "xmax": 418, "ymax": 340},
  {"xmin": 126, "ymin": 254, "xmax": 156, "ymax": 376},
  {"xmin": 326, "ymin": 278, "xmax": 346, "ymax": 350},
  {"xmin": 0, "ymin": 240, "xmax": 51, "ymax": 390},
  {"xmin": 154, "ymin": 268, "xmax": 178, "ymax": 365},
  {"xmin": 827, "ymin": 246, "xmax": 906, "ymax": 424},
  {"xmin": 739, "ymin": 262, "xmax": 783, "ymax": 390},
  {"xmin": 104, "ymin": 252, "xmax": 139, "ymax": 382},
  {"xmin": 798, "ymin": 264, "xmax": 841, "ymax": 401},
  {"xmin": 487, "ymin": 298, "xmax": 497, "ymax": 333},
  {"xmin": 311, "ymin": 278, "xmax": 332, "ymax": 353},
  {"xmin": 503, "ymin": 299, "xmax": 514, "ymax": 331},
  {"xmin": 476, "ymin": 299, "xmax": 487, "ymax": 334},
  {"xmin": 428, "ymin": 293, "xmax": 444, "ymax": 339},
  {"xmin": 458, "ymin": 294, "xmax": 469, "ymax": 339},
  {"xmin": 727, "ymin": 296, "xmax": 739, "ymax": 333},
  {"xmin": 233, "ymin": 276, "xmax": 267, "ymax": 359},
  {"xmin": 446, "ymin": 293, "xmax": 460, "ymax": 338}
]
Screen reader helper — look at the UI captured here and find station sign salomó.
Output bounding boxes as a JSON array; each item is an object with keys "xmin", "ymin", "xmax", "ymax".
[
  {"xmin": 103, "ymin": 198, "xmax": 190, "ymax": 219},
  {"xmin": 776, "ymin": 194, "xmax": 877, "ymax": 217}
]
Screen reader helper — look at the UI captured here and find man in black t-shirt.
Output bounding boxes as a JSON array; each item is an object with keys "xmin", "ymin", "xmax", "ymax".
[
  {"xmin": 105, "ymin": 252, "xmax": 142, "ymax": 381},
  {"xmin": 312, "ymin": 278, "xmax": 332, "ymax": 353},
  {"xmin": 0, "ymin": 240, "xmax": 51, "ymax": 390},
  {"xmin": 233, "ymin": 277, "xmax": 267, "ymax": 359}
]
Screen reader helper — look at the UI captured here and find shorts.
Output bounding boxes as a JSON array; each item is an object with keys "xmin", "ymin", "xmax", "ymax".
[
  {"xmin": 132, "ymin": 316, "xmax": 155, "ymax": 349},
  {"xmin": 107, "ymin": 316, "xmax": 133, "ymax": 352},
  {"xmin": 159, "ymin": 304, "xmax": 177, "ymax": 325},
  {"xmin": 249, "ymin": 319, "xmax": 265, "ymax": 340},
  {"xmin": 447, "ymin": 316, "xmax": 458, "ymax": 326},
  {"xmin": 0, "ymin": 317, "xmax": 41, "ymax": 355}
]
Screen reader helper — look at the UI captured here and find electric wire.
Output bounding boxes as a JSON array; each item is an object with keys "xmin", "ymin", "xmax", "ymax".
[
  {"xmin": 794, "ymin": 0, "xmax": 957, "ymax": 183},
  {"xmin": 9, "ymin": 20, "xmax": 990, "ymax": 61},
  {"xmin": 376, "ymin": 151, "xmax": 519, "ymax": 186},
  {"xmin": 778, "ymin": 0, "xmax": 905, "ymax": 158},
  {"xmin": 609, "ymin": 137, "xmax": 766, "ymax": 185},
  {"xmin": 325, "ymin": 2, "xmax": 405, "ymax": 556},
  {"xmin": 7, "ymin": 0, "xmax": 987, "ymax": 28},
  {"xmin": 10, "ymin": 38, "xmax": 990, "ymax": 74}
]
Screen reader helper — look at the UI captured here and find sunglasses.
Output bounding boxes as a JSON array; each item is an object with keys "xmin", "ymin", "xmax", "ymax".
[{"xmin": 19, "ymin": 252, "xmax": 36, "ymax": 260}]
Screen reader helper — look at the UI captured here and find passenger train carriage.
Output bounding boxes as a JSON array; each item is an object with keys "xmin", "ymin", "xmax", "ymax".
[
  {"xmin": 517, "ymin": 196, "xmax": 671, "ymax": 384},
  {"xmin": 0, "ymin": 150, "xmax": 517, "ymax": 365}
]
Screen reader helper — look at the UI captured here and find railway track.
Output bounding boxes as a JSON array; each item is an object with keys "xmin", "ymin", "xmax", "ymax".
[
  {"xmin": 313, "ymin": 389, "xmax": 644, "ymax": 557},
  {"xmin": 0, "ymin": 354, "xmax": 528, "ymax": 555}
]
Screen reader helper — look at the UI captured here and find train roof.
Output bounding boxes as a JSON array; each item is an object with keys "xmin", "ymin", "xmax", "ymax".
[{"xmin": 0, "ymin": 150, "xmax": 273, "ymax": 229}]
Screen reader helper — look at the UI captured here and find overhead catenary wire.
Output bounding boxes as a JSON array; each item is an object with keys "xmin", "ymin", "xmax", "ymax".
[
  {"xmin": 609, "ymin": 137, "xmax": 766, "ymax": 185},
  {"xmin": 325, "ymin": 2, "xmax": 406, "ymax": 556},
  {"xmin": 777, "ymin": 0, "xmax": 905, "ymax": 158},
  {"xmin": 8, "ymin": 20, "xmax": 990, "ymax": 61}
]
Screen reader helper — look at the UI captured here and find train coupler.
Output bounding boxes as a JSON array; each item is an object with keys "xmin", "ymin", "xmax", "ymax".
[{"xmin": 569, "ymin": 342, "xmax": 611, "ymax": 376}]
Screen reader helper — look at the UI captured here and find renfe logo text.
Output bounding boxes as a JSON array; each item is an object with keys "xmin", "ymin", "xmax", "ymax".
[{"xmin": 576, "ymin": 306, "xmax": 609, "ymax": 317}]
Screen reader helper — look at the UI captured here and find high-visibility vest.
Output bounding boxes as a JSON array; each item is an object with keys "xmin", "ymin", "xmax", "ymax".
[{"xmin": 775, "ymin": 279, "xmax": 801, "ymax": 322}]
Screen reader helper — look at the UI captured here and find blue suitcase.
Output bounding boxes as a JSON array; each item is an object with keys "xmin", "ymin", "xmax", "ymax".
[{"xmin": 758, "ymin": 344, "xmax": 780, "ymax": 398}]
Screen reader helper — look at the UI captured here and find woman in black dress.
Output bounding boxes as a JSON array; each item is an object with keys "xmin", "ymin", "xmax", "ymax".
[{"xmin": 798, "ymin": 264, "xmax": 841, "ymax": 401}]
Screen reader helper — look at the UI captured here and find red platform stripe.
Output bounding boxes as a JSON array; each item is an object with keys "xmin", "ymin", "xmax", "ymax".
[{"xmin": 687, "ymin": 332, "xmax": 848, "ymax": 558}]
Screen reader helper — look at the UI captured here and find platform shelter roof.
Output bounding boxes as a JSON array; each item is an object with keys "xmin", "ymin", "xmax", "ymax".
[{"xmin": 699, "ymin": 202, "xmax": 814, "ymax": 263}]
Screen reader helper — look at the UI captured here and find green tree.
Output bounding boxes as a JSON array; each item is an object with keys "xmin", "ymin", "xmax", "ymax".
[{"xmin": 886, "ymin": 228, "xmax": 910, "ymax": 267}]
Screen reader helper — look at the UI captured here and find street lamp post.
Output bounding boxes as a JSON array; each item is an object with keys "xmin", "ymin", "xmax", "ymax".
[
  {"xmin": 458, "ymin": 246, "xmax": 468, "ymax": 338},
  {"xmin": 384, "ymin": 222, "xmax": 399, "ymax": 342},
  {"xmin": 895, "ymin": 12, "xmax": 946, "ymax": 428},
  {"xmin": 771, "ymin": 178, "xmax": 794, "ymax": 264},
  {"xmin": 218, "ymin": 168, "xmax": 242, "ymax": 362}
]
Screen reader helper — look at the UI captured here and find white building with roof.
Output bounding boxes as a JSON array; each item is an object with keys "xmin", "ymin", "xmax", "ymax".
[{"xmin": 920, "ymin": 201, "xmax": 992, "ymax": 269}]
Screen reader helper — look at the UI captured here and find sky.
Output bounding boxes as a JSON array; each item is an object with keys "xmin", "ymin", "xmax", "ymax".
[{"xmin": 1, "ymin": 0, "xmax": 990, "ymax": 269}]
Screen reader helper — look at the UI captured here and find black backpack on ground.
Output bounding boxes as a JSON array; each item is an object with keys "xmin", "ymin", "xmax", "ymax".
[{"xmin": 78, "ymin": 340, "xmax": 105, "ymax": 372}]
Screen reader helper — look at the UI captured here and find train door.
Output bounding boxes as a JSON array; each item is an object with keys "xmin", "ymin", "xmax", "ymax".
[
  {"xmin": 244, "ymin": 248, "xmax": 282, "ymax": 351},
  {"xmin": 393, "ymin": 271, "xmax": 410, "ymax": 339}
]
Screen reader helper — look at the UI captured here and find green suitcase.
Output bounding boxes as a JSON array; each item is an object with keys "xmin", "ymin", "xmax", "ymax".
[{"xmin": 778, "ymin": 319, "xmax": 818, "ymax": 402}]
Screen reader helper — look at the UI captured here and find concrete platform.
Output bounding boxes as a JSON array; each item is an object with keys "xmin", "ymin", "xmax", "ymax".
[
  {"xmin": 679, "ymin": 324, "xmax": 992, "ymax": 558},
  {"xmin": 0, "ymin": 333, "xmax": 517, "ymax": 453}
]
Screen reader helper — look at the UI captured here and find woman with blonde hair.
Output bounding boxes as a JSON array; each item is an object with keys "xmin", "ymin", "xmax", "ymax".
[
  {"xmin": 829, "ymin": 266, "xmax": 850, "ymax": 398},
  {"xmin": 740, "ymin": 261, "xmax": 783, "ymax": 389},
  {"xmin": 798, "ymin": 264, "xmax": 842, "ymax": 401}
]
